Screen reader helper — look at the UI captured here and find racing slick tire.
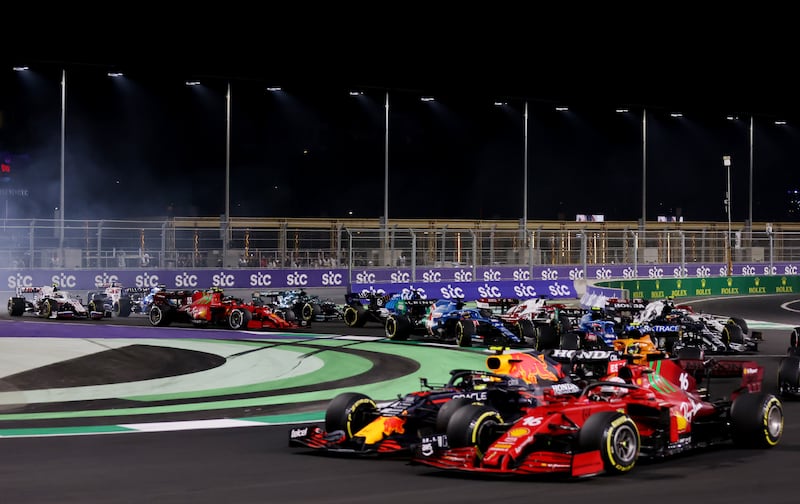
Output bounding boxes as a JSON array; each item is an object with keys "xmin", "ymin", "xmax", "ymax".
[
  {"xmin": 114, "ymin": 297, "xmax": 132, "ymax": 317},
  {"xmin": 730, "ymin": 392, "xmax": 783, "ymax": 448},
  {"xmin": 515, "ymin": 319, "xmax": 536, "ymax": 343},
  {"xmin": 8, "ymin": 297, "xmax": 25, "ymax": 316},
  {"xmin": 729, "ymin": 316, "xmax": 750, "ymax": 335},
  {"xmin": 456, "ymin": 320, "xmax": 475, "ymax": 347},
  {"xmin": 325, "ymin": 392, "xmax": 378, "ymax": 439},
  {"xmin": 299, "ymin": 302, "xmax": 314, "ymax": 323},
  {"xmin": 559, "ymin": 331, "xmax": 581, "ymax": 350},
  {"xmin": 777, "ymin": 356, "xmax": 800, "ymax": 397},
  {"xmin": 227, "ymin": 308, "xmax": 252, "ymax": 330},
  {"xmin": 281, "ymin": 309, "xmax": 297, "ymax": 322},
  {"xmin": 148, "ymin": 304, "xmax": 173, "ymax": 327},
  {"xmin": 578, "ymin": 411, "xmax": 640, "ymax": 475},
  {"xmin": 445, "ymin": 404, "xmax": 504, "ymax": 454},
  {"xmin": 385, "ymin": 314, "xmax": 411, "ymax": 341},
  {"xmin": 535, "ymin": 325, "xmax": 559, "ymax": 350},
  {"xmin": 790, "ymin": 327, "xmax": 800, "ymax": 350},
  {"xmin": 435, "ymin": 397, "xmax": 475, "ymax": 433},
  {"xmin": 723, "ymin": 322, "xmax": 745, "ymax": 346},
  {"xmin": 39, "ymin": 298, "xmax": 56, "ymax": 318},
  {"xmin": 343, "ymin": 305, "xmax": 367, "ymax": 328},
  {"xmin": 88, "ymin": 299, "xmax": 104, "ymax": 316}
]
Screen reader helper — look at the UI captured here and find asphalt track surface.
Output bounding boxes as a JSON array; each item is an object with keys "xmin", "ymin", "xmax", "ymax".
[{"xmin": 0, "ymin": 294, "xmax": 799, "ymax": 503}]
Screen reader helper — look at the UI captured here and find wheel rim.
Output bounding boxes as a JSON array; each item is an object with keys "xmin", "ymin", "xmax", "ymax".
[
  {"xmin": 230, "ymin": 310, "xmax": 243, "ymax": 328},
  {"xmin": 767, "ymin": 404, "xmax": 783, "ymax": 438},
  {"xmin": 386, "ymin": 318, "xmax": 396, "ymax": 337},
  {"xmin": 611, "ymin": 424, "xmax": 638, "ymax": 465},
  {"xmin": 150, "ymin": 307, "xmax": 162, "ymax": 325}
]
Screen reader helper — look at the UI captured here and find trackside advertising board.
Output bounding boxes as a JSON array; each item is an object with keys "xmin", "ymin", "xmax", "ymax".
[{"xmin": 598, "ymin": 275, "xmax": 800, "ymax": 299}]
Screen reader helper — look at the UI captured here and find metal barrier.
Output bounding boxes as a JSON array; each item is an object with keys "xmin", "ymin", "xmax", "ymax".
[{"xmin": 1, "ymin": 217, "xmax": 799, "ymax": 272}]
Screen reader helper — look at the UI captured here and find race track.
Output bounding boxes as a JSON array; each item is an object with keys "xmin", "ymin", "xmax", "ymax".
[{"xmin": 0, "ymin": 294, "xmax": 798, "ymax": 503}]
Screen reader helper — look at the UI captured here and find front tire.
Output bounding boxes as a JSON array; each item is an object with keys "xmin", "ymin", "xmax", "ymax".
[
  {"xmin": 228, "ymin": 308, "xmax": 252, "ymax": 330},
  {"xmin": 445, "ymin": 404, "xmax": 503, "ymax": 454},
  {"xmin": 456, "ymin": 320, "xmax": 475, "ymax": 347},
  {"xmin": 8, "ymin": 297, "xmax": 25, "ymax": 316},
  {"xmin": 578, "ymin": 411, "xmax": 640, "ymax": 475},
  {"xmin": 730, "ymin": 392, "xmax": 783, "ymax": 448},
  {"xmin": 777, "ymin": 356, "xmax": 800, "ymax": 397},
  {"xmin": 343, "ymin": 305, "xmax": 367, "ymax": 328},
  {"xmin": 115, "ymin": 298, "xmax": 132, "ymax": 317},
  {"xmin": 324, "ymin": 392, "xmax": 378, "ymax": 439}
]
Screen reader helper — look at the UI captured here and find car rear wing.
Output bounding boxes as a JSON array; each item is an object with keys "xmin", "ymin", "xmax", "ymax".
[{"xmin": 15, "ymin": 287, "xmax": 42, "ymax": 295}]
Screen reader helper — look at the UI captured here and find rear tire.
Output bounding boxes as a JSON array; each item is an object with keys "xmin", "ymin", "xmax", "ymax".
[
  {"xmin": 148, "ymin": 304, "xmax": 172, "ymax": 327},
  {"xmin": 730, "ymin": 392, "xmax": 783, "ymax": 448},
  {"xmin": 516, "ymin": 319, "xmax": 535, "ymax": 342},
  {"xmin": 116, "ymin": 297, "xmax": 132, "ymax": 317},
  {"xmin": 790, "ymin": 327, "xmax": 800, "ymax": 349},
  {"xmin": 435, "ymin": 397, "xmax": 475, "ymax": 432},
  {"xmin": 324, "ymin": 392, "xmax": 377, "ymax": 439},
  {"xmin": 535, "ymin": 325, "xmax": 559, "ymax": 350},
  {"xmin": 385, "ymin": 314, "xmax": 411, "ymax": 341},
  {"xmin": 729, "ymin": 316, "xmax": 749, "ymax": 335},
  {"xmin": 343, "ymin": 305, "xmax": 367, "ymax": 328},
  {"xmin": 777, "ymin": 356, "xmax": 800, "ymax": 397},
  {"xmin": 7, "ymin": 297, "xmax": 25, "ymax": 316},
  {"xmin": 560, "ymin": 331, "xmax": 581, "ymax": 350}
]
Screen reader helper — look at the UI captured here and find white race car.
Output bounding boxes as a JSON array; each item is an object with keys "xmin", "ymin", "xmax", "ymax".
[{"xmin": 8, "ymin": 285, "xmax": 103, "ymax": 320}]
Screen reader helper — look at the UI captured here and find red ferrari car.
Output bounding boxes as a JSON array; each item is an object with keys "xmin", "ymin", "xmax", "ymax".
[
  {"xmin": 148, "ymin": 287, "xmax": 305, "ymax": 330},
  {"xmin": 413, "ymin": 354, "xmax": 783, "ymax": 478}
]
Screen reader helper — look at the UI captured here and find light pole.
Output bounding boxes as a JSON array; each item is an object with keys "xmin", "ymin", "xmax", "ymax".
[
  {"xmin": 723, "ymin": 155, "xmax": 732, "ymax": 275},
  {"xmin": 523, "ymin": 100, "xmax": 528, "ymax": 244},
  {"xmin": 642, "ymin": 108, "xmax": 647, "ymax": 235},
  {"xmin": 384, "ymin": 91, "xmax": 389, "ymax": 230},
  {"xmin": 225, "ymin": 82, "xmax": 231, "ymax": 226},
  {"xmin": 59, "ymin": 69, "xmax": 66, "ymax": 258},
  {"xmin": 749, "ymin": 115, "xmax": 753, "ymax": 229}
]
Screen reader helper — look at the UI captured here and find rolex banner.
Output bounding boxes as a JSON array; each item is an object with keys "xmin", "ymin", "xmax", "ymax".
[{"xmin": 598, "ymin": 276, "xmax": 799, "ymax": 299}]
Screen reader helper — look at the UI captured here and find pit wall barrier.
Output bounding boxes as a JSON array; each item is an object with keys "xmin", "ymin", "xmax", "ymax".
[{"xmin": 597, "ymin": 275, "xmax": 800, "ymax": 299}]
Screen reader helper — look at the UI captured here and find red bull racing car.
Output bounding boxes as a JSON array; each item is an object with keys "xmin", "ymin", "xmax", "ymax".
[
  {"xmin": 413, "ymin": 353, "xmax": 783, "ymax": 478},
  {"xmin": 288, "ymin": 351, "xmax": 576, "ymax": 456}
]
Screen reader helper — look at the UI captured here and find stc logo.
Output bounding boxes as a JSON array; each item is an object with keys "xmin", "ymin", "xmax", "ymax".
[
  {"xmin": 286, "ymin": 272, "xmax": 308, "ymax": 286},
  {"xmin": 622, "ymin": 267, "xmax": 637, "ymax": 279},
  {"xmin": 422, "ymin": 270, "xmax": 442, "ymax": 282},
  {"xmin": 483, "ymin": 269, "xmax": 502, "ymax": 281},
  {"xmin": 695, "ymin": 266, "xmax": 711, "ymax": 278},
  {"xmin": 540, "ymin": 268, "xmax": 558, "ymax": 280},
  {"xmin": 212, "ymin": 272, "xmax": 236, "ymax": 287},
  {"xmin": 718, "ymin": 265, "xmax": 729, "ymax": 276},
  {"xmin": 360, "ymin": 287, "xmax": 386, "ymax": 296},
  {"xmin": 763, "ymin": 266, "xmax": 777, "ymax": 275},
  {"xmin": 440, "ymin": 284, "xmax": 466, "ymax": 299},
  {"xmin": 7, "ymin": 273, "xmax": 33, "ymax": 289},
  {"xmin": 321, "ymin": 271, "xmax": 343, "ymax": 286},
  {"xmin": 250, "ymin": 272, "xmax": 272, "ymax": 287},
  {"xmin": 477, "ymin": 284, "xmax": 502, "ymax": 298},
  {"xmin": 512, "ymin": 268, "xmax": 530, "ymax": 281},
  {"xmin": 741, "ymin": 265, "xmax": 756, "ymax": 276},
  {"xmin": 513, "ymin": 283, "xmax": 538, "ymax": 298},
  {"xmin": 548, "ymin": 282, "xmax": 572, "ymax": 298},
  {"xmin": 355, "ymin": 271, "xmax": 376, "ymax": 284},
  {"xmin": 454, "ymin": 269, "xmax": 473, "ymax": 282},
  {"xmin": 568, "ymin": 268, "xmax": 584, "ymax": 280},
  {"xmin": 648, "ymin": 267, "xmax": 664, "ymax": 279},
  {"xmin": 94, "ymin": 273, "xmax": 119, "ymax": 286},
  {"xmin": 175, "ymin": 272, "xmax": 199, "ymax": 288},
  {"xmin": 401, "ymin": 286, "xmax": 427, "ymax": 299},
  {"xmin": 786, "ymin": 265, "xmax": 799, "ymax": 275},
  {"xmin": 135, "ymin": 272, "xmax": 160, "ymax": 288},
  {"xmin": 672, "ymin": 266, "xmax": 688, "ymax": 278},
  {"xmin": 51, "ymin": 273, "xmax": 77, "ymax": 288},
  {"xmin": 594, "ymin": 267, "xmax": 612, "ymax": 280},
  {"xmin": 390, "ymin": 271, "xmax": 410, "ymax": 283}
]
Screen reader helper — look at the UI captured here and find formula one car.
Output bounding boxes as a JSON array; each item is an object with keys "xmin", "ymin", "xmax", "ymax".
[
  {"xmin": 342, "ymin": 291, "xmax": 396, "ymax": 328},
  {"xmin": 7, "ymin": 285, "xmax": 103, "ymax": 320},
  {"xmin": 634, "ymin": 298, "xmax": 761, "ymax": 355},
  {"xmin": 252, "ymin": 290, "xmax": 318, "ymax": 325},
  {"xmin": 148, "ymin": 287, "xmax": 306, "ymax": 330},
  {"xmin": 86, "ymin": 282, "xmax": 149, "ymax": 317},
  {"xmin": 288, "ymin": 351, "xmax": 577, "ymax": 456},
  {"xmin": 413, "ymin": 353, "xmax": 782, "ymax": 478},
  {"xmin": 776, "ymin": 327, "xmax": 800, "ymax": 397}
]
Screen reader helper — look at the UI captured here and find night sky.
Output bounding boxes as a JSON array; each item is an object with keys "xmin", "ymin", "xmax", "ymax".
[{"xmin": 2, "ymin": 28, "xmax": 799, "ymax": 223}]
